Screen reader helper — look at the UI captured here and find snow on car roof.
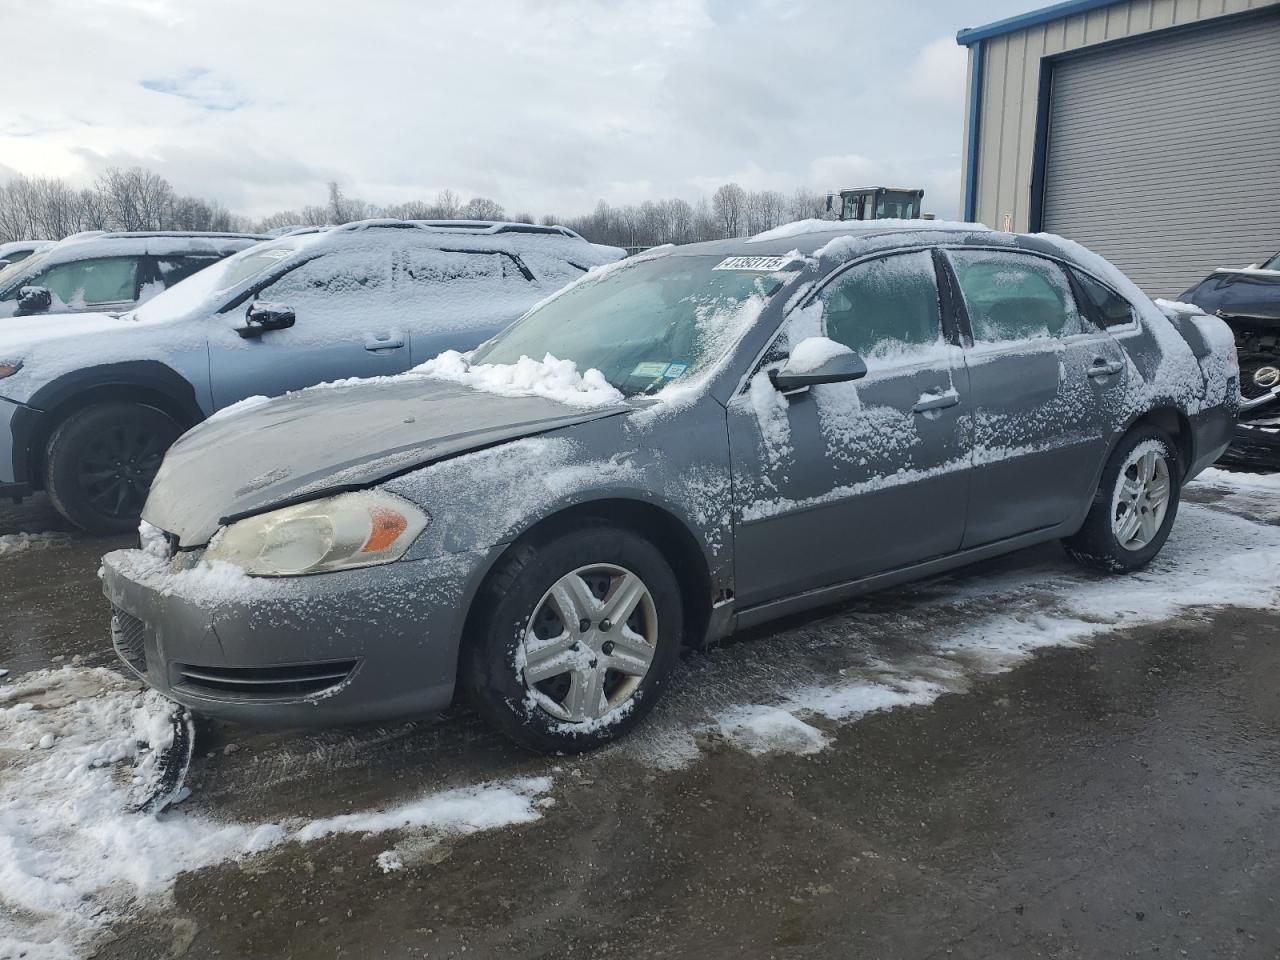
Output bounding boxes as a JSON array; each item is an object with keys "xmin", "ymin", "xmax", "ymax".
[
  {"xmin": 28, "ymin": 231, "xmax": 266, "ymax": 266},
  {"xmin": 745, "ymin": 217, "xmax": 991, "ymax": 244}
]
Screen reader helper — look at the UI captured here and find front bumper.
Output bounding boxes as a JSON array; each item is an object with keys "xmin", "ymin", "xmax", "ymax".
[
  {"xmin": 101, "ymin": 546, "xmax": 492, "ymax": 727},
  {"xmin": 0, "ymin": 396, "xmax": 29, "ymax": 488}
]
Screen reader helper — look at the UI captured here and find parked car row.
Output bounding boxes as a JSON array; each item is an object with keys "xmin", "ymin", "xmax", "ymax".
[
  {"xmin": 0, "ymin": 239, "xmax": 54, "ymax": 269},
  {"xmin": 1180, "ymin": 250, "xmax": 1280, "ymax": 469},
  {"xmin": 94, "ymin": 220, "xmax": 1241, "ymax": 752},
  {"xmin": 0, "ymin": 230, "xmax": 266, "ymax": 319},
  {"xmin": 0, "ymin": 220, "xmax": 625, "ymax": 532}
]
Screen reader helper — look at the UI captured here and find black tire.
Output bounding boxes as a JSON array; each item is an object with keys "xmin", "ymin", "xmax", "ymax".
[
  {"xmin": 44, "ymin": 402, "xmax": 183, "ymax": 535},
  {"xmin": 1062, "ymin": 425, "xmax": 1181, "ymax": 573},
  {"xmin": 463, "ymin": 523, "xmax": 683, "ymax": 754}
]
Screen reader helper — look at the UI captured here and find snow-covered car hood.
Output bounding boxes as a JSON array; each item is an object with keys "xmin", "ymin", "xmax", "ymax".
[{"xmin": 143, "ymin": 377, "xmax": 630, "ymax": 546}]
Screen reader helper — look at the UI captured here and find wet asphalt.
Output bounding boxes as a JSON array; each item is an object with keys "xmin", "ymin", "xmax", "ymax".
[{"xmin": 2, "ymin": 488, "xmax": 1279, "ymax": 960}]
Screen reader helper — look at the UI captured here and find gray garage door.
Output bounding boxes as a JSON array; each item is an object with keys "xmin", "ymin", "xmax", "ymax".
[{"xmin": 1043, "ymin": 13, "xmax": 1280, "ymax": 298}]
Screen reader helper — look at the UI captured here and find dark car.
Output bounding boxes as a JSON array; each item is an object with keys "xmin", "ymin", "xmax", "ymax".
[
  {"xmin": 102, "ymin": 222, "xmax": 1239, "ymax": 753},
  {"xmin": 1180, "ymin": 251, "xmax": 1280, "ymax": 468}
]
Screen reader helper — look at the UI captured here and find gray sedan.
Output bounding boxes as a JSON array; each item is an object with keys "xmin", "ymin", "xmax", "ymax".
[{"xmin": 102, "ymin": 223, "xmax": 1240, "ymax": 753}]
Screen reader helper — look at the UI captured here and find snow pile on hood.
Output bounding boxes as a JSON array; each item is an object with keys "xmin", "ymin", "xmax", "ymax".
[
  {"xmin": 0, "ymin": 666, "xmax": 555, "ymax": 959},
  {"xmin": 415, "ymin": 350, "xmax": 624, "ymax": 408}
]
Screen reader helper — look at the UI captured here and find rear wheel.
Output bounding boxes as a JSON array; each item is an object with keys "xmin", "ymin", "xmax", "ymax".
[
  {"xmin": 463, "ymin": 524, "xmax": 682, "ymax": 754},
  {"xmin": 44, "ymin": 402, "xmax": 183, "ymax": 534},
  {"xmin": 1062, "ymin": 425, "xmax": 1181, "ymax": 573}
]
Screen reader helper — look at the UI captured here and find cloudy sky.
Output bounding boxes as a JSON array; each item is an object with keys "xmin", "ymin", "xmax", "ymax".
[{"xmin": 3, "ymin": 0, "xmax": 1031, "ymax": 222}]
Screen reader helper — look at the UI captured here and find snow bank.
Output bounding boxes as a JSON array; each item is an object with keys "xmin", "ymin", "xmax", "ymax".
[
  {"xmin": 415, "ymin": 350, "xmax": 624, "ymax": 408},
  {"xmin": 0, "ymin": 666, "xmax": 555, "ymax": 959}
]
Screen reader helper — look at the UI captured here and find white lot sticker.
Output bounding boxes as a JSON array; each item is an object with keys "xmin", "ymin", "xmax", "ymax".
[
  {"xmin": 631, "ymin": 361, "xmax": 669, "ymax": 379},
  {"xmin": 713, "ymin": 256, "xmax": 793, "ymax": 271}
]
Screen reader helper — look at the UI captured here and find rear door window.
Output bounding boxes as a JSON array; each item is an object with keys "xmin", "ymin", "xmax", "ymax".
[
  {"xmin": 156, "ymin": 256, "xmax": 222, "ymax": 289},
  {"xmin": 946, "ymin": 251, "xmax": 1084, "ymax": 343},
  {"xmin": 33, "ymin": 257, "xmax": 140, "ymax": 307},
  {"xmin": 399, "ymin": 248, "xmax": 532, "ymax": 288},
  {"xmin": 518, "ymin": 251, "xmax": 589, "ymax": 286},
  {"xmin": 817, "ymin": 250, "xmax": 945, "ymax": 362}
]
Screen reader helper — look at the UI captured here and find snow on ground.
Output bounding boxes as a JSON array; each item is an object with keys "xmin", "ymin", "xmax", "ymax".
[
  {"xmin": 0, "ymin": 532, "xmax": 67, "ymax": 558},
  {"xmin": 3, "ymin": 474, "xmax": 1276, "ymax": 956},
  {"xmin": 1191, "ymin": 467, "xmax": 1280, "ymax": 523},
  {"xmin": 617, "ymin": 497, "xmax": 1280, "ymax": 766},
  {"xmin": 0, "ymin": 667, "xmax": 553, "ymax": 959}
]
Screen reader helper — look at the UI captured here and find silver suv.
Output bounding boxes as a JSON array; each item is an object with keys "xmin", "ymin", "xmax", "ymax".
[
  {"xmin": 0, "ymin": 231, "xmax": 265, "ymax": 318},
  {"xmin": 0, "ymin": 220, "xmax": 623, "ymax": 532}
]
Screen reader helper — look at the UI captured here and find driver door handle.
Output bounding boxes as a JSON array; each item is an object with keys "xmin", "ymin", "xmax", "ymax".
[
  {"xmin": 1088, "ymin": 358, "xmax": 1124, "ymax": 378},
  {"xmin": 913, "ymin": 390, "xmax": 960, "ymax": 413},
  {"xmin": 365, "ymin": 330, "xmax": 405, "ymax": 352}
]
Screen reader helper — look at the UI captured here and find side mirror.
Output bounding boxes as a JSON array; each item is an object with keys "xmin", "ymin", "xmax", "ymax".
[
  {"xmin": 236, "ymin": 301, "xmax": 296, "ymax": 339},
  {"xmin": 16, "ymin": 285, "xmax": 52, "ymax": 315},
  {"xmin": 770, "ymin": 337, "xmax": 867, "ymax": 392},
  {"xmin": 0, "ymin": 260, "xmax": 10, "ymax": 270}
]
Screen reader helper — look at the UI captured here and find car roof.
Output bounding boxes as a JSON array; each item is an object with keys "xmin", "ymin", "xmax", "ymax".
[
  {"xmin": 271, "ymin": 218, "xmax": 622, "ymax": 263},
  {"xmin": 29, "ymin": 231, "xmax": 267, "ymax": 267}
]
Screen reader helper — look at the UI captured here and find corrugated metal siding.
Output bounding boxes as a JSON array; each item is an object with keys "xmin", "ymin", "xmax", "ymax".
[
  {"xmin": 970, "ymin": 0, "xmax": 1280, "ymax": 233},
  {"xmin": 1042, "ymin": 15, "xmax": 1280, "ymax": 296}
]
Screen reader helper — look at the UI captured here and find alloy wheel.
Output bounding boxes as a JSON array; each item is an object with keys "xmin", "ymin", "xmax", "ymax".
[
  {"xmin": 520, "ymin": 563, "xmax": 658, "ymax": 723},
  {"xmin": 76, "ymin": 424, "xmax": 167, "ymax": 519},
  {"xmin": 1111, "ymin": 445, "xmax": 1171, "ymax": 551}
]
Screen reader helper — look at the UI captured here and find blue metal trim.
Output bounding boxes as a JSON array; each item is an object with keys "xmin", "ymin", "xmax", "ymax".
[
  {"xmin": 1027, "ymin": 60, "xmax": 1054, "ymax": 232},
  {"xmin": 962, "ymin": 40, "xmax": 985, "ymax": 223},
  {"xmin": 956, "ymin": 0, "xmax": 1125, "ymax": 45}
]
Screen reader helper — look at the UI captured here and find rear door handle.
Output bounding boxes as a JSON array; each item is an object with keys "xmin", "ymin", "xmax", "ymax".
[
  {"xmin": 913, "ymin": 390, "xmax": 960, "ymax": 413},
  {"xmin": 364, "ymin": 330, "xmax": 405, "ymax": 351},
  {"xmin": 1088, "ymin": 358, "xmax": 1124, "ymax": 378}
]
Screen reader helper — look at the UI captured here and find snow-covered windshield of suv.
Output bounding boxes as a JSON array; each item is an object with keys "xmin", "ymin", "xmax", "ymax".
[
  {"xmin": 129, "ymin": 239, "xmax": 304, "ymax": 322},
  {"xmin": 471, "ymin": 255, "xmax": 792, "ymax": 396},
  {"xmin": 0, "ymin": 247, "xmax": 51, "ymax": 293}
]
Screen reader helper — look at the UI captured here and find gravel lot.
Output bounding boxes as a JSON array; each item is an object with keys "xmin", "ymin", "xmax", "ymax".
[{"xmin": 2, "ymin": 470, "xmax": 1278, "ymax": 960}]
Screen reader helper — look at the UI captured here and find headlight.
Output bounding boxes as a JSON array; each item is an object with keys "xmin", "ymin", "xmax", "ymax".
[{"xmin": 203, "ymin": 490, "xmax": 429, "ymax": 577}]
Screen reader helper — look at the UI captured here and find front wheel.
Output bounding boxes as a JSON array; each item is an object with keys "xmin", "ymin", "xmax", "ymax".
[
  {"xmin": 463, "ymin": 524, "xmax": 683, "ymax": 754},
  {"xmin": 1063, "ymin": 426, "xmax": 1181, "ymax": 573},
  {"xmin": 44, "ymin": 402, "xmax": 183, "ymax": 534}
]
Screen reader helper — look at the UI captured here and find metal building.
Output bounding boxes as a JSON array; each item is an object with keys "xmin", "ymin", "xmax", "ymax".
[{"xmin": 957, "ymin": 0, "xmax": 1280, "ymax": 296}]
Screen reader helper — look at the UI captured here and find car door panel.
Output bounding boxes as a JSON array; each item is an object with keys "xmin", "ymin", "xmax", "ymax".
[
  {"xmin": 396, "ymin": 244, "xmax": 542, "ymax": 366},
  {"xmin": 729, "ymin": 250, "xmax": 971, "ymax": 609},
  {"xmin": 208, "ymin": 250, "xmax": 407, "ymax": 408},
  {"xmin": 945, "ymin": 249, "xmax": 1129, "ymax": 547}
]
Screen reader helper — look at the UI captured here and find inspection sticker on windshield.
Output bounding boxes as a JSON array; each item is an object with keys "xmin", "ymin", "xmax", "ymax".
[
  {"xmin": 632, "ymin": 361, "xmax": 668, "ymax": 379},
  {"xmin": 713, "ymin": 256, "xmax": 793, "ymax": 272}
]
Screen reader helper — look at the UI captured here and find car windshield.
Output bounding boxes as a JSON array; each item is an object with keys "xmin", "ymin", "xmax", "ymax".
[
  {"xmin": 128, "ymin": 239, "xmax": 305, "ymax": 322},
  {"xmin": 1262, "ymin": 252, "xmax": 1280, "ymax": 271},
  {"xmin": 0, "ymin": 247, "xmax": 51, "ymax": 292},
  {"xmin": 471, "ymin": 254, "xmax": 793, "ymax": 396}
]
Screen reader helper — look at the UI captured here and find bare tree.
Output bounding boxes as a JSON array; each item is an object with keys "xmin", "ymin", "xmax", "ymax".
[
  {"xmin": 461, "ymin": 196, "xmax": 505, "ymax": 221},
  {"xmin": 432, "ymin": 189, "xmax": 461, "ymax": 219},
  {"xmin": 712, "ymin": 182, "xmax": 747, "ymax": 238}
]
